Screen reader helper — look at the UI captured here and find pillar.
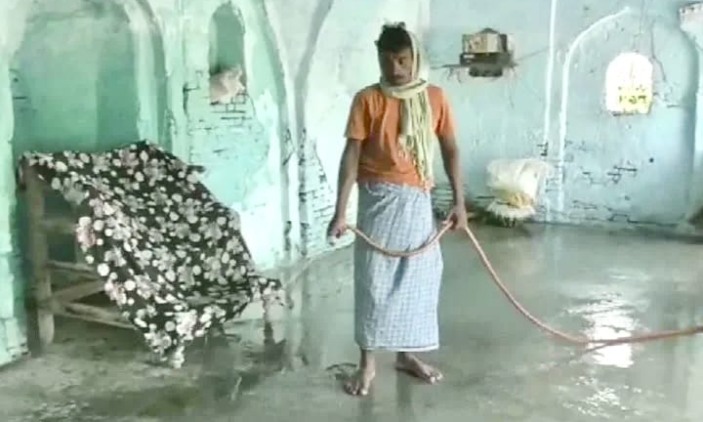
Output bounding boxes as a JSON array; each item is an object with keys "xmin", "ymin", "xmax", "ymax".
[{"xmin": 681, "ymin": 3, "xmax": 703, "ymax": 220}]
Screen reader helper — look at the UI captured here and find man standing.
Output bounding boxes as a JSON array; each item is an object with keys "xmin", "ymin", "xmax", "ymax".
[{"xmin": 327, "ymin": 23, "xmax": 467, "ymax": 397}]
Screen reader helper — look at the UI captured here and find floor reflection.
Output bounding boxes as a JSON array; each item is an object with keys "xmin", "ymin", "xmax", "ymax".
[
  {"xmin": 395, "ymin": 372, "xmax": 418, "ymax": 422},
  {"xmin": 8, "ymin": 225, "xmax": 703, "ymax": 421},
  {"xmin": 199, "ymin": 298, "xmax": 289, "ymax": 409},
  {"xmin": 585, "ymin": 309, "xmax": 635, "ymax": 369}
]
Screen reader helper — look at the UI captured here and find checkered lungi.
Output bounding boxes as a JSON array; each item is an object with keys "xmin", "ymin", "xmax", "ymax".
[{"xmin": 353, "ymin": 181, "xmax": 444, "ymax": 352}]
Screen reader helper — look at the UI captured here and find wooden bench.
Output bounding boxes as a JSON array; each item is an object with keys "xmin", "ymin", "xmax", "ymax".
[
  {"xmin": 21, "ymin": 163, "xmax": 134, "ymax": 349},
  {"xmin": 19, "ymin": 161, "xmax": 286, "ymax": 350}
]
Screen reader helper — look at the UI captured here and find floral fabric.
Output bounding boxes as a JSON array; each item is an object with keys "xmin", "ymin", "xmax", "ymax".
[{"xmin": 21, "ymin": 141, "xmax": 281, "ymax": 368}]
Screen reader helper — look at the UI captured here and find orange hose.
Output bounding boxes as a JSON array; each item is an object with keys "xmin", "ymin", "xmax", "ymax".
[{"xmin": 344, "ymin": 219, "xmax": 703, "ymax": 346}]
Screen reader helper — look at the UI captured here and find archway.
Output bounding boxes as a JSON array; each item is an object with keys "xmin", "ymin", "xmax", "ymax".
[
  {"xmin": 199, "ymin": 2, "xmax": 268, "ymax": 232},
  {"xmin": 184, "ymin": 1, "xmax": 287, "ymax": 270},
  {"xmin": 557, "ymin": 12, "xmax": 696, "ymax": 225},
  {"xmin": 11, "ymin": 1, "xmax": 138, "ymax": 155},
  {"xmin": 7, "ymin": 0, "xmax": 169, "ymax": 351},
  {"xmin": 11, "ymin": 0, "xmax": 168, "ymax": 155},
  {"xmin": 209, "ymin": 4, "xmax": 246, "ymax": 85}
]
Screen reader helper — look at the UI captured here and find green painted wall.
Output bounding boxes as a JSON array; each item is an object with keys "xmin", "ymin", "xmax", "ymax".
[
  {"xmin": 0, "ymin": 0, "xmax": 29, "ymax": 367},
  {"xmin": 11, "ymin": 0, "xmax": 171, "ymax": 156},
  {"xmin": 11, "ymin": 2, "xmax": 138, "ymax": 155},
  {"xmin": 8, "ymin": 2, "xmax": 144, "ymax": 363},
  {"xmin": 10, "ymin": 3, "xmax": 143, "ymax": 304},
  {"xmin": 0, "ymin": 0, "xmax": 295, "ymax": 365},
  {"xmin": 182, "ymin": 0, "xmax": 289, "ymax": 270},
  {"xmin": 0, "ymin": 0, "xmax": 172, "ymax": 366}
]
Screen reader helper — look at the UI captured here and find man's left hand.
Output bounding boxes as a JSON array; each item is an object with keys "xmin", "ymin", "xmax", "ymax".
[{"xmin": 449, "ymin": 204, "xmax": 468, "ymax": 231}]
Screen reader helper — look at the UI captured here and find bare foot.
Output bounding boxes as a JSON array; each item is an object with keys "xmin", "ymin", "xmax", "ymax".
[
  {"xmin": 395, "ymin": 353, "xmax": 443, "ymax": 384},
  {"xmin": 344, "ymin": 367, "xmax": 376, "ymax": 396}
]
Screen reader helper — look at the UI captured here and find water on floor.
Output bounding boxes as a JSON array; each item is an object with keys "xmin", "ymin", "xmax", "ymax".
[{"xmin": 2, "ymin": 224, "xmax": 703, "ymax": 421}]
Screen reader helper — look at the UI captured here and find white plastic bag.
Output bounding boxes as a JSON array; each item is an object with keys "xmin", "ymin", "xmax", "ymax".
[{"xmin": 485, "ymin": 158, "xmax": 551, "ymax": 221}]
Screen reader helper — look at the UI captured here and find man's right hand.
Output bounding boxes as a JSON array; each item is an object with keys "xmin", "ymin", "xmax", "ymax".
[{"xmin": 327, "ymin": 214, "xmax": 348, "ymax": 239}]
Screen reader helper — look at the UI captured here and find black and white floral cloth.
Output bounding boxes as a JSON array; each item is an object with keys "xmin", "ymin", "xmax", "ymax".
[{"xmin": 21, "ymin": 141, "xmax": 282, "ymax": 368}]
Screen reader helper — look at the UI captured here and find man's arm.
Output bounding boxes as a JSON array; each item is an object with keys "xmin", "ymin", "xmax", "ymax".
[
  {"xmin": 333, "ymin": 140, "xmax": 361, "ymax": 218},
  {"xmin": 438, "ymin": 136, "xmax": 464, "ymax": 207},
  {"xmin": 334, "ymin": 91, "xmax": 369, "ymax": 219},
  {"xmin": 435, "ymin": 88, "xmax": 464, "ymax": 206}
]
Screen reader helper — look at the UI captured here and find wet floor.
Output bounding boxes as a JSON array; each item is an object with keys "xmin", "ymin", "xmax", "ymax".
[{"xmin": 2, "ymin": 224, "xmax": 703, "ymax": 421}]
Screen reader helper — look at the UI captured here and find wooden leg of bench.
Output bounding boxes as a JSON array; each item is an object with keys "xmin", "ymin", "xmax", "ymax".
[
  {"xmin": 35, "ymin": 274, "xmax": 55, "ymax": 348},
  {"xmin": 25, "ymin": 165, "xmax": 54, "ymax": 348}
]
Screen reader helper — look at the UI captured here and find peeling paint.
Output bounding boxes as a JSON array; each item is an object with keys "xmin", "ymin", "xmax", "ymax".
[{"xmin": 181, "ymin": 0, "xmax": 291, "ymax": 270}]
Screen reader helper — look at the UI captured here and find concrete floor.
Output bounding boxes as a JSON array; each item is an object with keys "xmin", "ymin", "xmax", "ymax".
[{"xmin": 2, "ymin": 224, "xmax": 703, "ymax": 421}]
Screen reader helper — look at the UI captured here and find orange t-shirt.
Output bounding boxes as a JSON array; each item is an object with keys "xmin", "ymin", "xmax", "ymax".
[{"xmin": 344, "ymin": 83, "xmax": 456, "ymax": 189}]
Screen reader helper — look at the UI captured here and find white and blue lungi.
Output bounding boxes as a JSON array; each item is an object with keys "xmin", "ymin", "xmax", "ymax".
[{"xmin": 353, "ymin": 181, "xmax": 444, "ymax": 352}]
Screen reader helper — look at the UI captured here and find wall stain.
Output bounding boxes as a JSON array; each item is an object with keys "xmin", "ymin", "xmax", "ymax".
[
  {"xmin": 282, "ymin": 127, "xmax": 294, "ymax": 168},
  {"xmin": 605, "ymin": 163, "xmax": 637, "ymax": 184}
]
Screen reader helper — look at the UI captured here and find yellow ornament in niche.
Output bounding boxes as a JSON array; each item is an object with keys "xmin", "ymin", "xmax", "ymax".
[
  {"xmin": 616, "ymin": 84, "xmax": 653, "ymax": 115},
  {"xmin": 605, "ymin": 52, "xmax": 654, "ymax": 116}
]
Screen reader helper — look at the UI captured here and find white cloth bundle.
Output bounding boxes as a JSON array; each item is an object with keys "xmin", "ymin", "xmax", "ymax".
[{"xmin": 485, "ymin": 158, "xmax": 551, "ymax": 221}]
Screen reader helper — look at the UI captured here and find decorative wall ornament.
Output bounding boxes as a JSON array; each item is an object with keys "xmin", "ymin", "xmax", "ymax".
[{"xmin": 604, "ymin": 53, "xmax": 654, "ymax": 115}]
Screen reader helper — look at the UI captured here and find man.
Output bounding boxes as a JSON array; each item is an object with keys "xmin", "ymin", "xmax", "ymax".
[{"xmin": 327, "ymin": 23, "xmax": 467, "ymax": 397}]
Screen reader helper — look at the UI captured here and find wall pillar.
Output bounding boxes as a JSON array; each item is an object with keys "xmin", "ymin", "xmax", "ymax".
[
  {"xmin": 680, "ymin": 3, "xmax": 703, "ymax": 221},
  {"xmin": 0, "ymin": 54, "xmax": 27, "ymax": 367}
]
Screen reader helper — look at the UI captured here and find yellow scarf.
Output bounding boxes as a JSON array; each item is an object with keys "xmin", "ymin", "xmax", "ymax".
[{"xmin": 378, "ymin": 30, "xmax": 436, "ymax": 188}]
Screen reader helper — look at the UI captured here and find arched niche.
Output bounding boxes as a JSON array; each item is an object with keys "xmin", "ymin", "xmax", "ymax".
[
  {"xmin": 10, "ymin": 0, "xmax": 140, "ymax": 156},
  {"xmin": 9, "ymin": 0, "xmax": 169, "ymax": 306},
  {"xmin": 208, "ymin": 3, "xmax": 246, "ymax": 104},
  {"xmin": 604, "ymin": 52, "xmax": 654, "ymax": 115},
  {"xmin": 558, "ymin": 11, "xmax": 695, "ymax": 225}
]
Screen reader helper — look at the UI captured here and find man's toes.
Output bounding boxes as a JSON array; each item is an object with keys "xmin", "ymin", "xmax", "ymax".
[
  {"xmin": 344, "ymin": 372, "xmax": 372, "ymax": 396},
  {"xmin": 397, "ymin": 356, "xmax": 443, "ymax": 384},
  {"xmin": 421, "ymin": 370, "xmax": 438, "ymax": 384},
  {"xmin": 358, "ymin": 373, "xmax": 373, "ymax": 395},
  {"xmin": 427, "ymin": 368, "xmax": 443, "ymax": 383},
  {"xmin": 344, "ymin": 379, "xmax": 360, "ymax": 395}
]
